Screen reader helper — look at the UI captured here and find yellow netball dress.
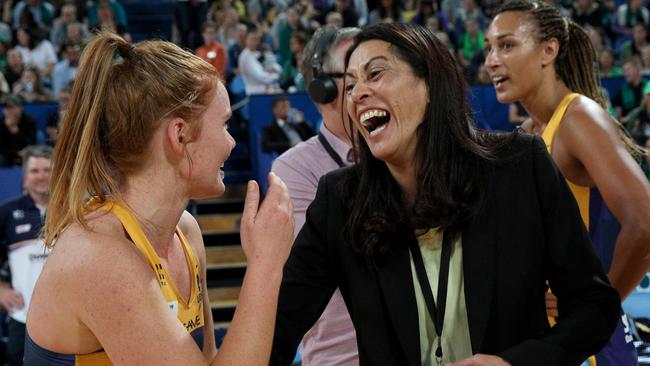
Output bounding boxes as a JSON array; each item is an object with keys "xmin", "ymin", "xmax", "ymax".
[
  {"xmin": 24, "ymin": 198, "xmax": 205, "ymax": 366},
  {"xmin": 542, "ymin": 92, "xmax": 637, "ymax": 366}
]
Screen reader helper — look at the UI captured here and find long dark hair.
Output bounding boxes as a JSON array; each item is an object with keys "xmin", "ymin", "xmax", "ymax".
[{"xmin": 341, "ymin": 22, "xmax": 501, "ymax": 260}]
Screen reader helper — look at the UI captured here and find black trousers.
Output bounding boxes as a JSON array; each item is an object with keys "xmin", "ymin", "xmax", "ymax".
[{"xmin": 6, "ymin": 317, "xmax": 25, "ymax": 366}]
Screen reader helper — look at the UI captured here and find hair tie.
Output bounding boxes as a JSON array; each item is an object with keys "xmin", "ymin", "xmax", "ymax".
[{"xmin": 116, "ymin": 42, "xmax": 135, "ymax": 60}]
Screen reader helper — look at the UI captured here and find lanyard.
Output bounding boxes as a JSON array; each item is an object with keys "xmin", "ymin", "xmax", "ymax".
[
  {"xmin": 317, "ymin": 132, "xmax": 345, "ymax": 168},
  {"xmin": 408, "ymin": 231, "xmax": 452, "ymax": 366}
]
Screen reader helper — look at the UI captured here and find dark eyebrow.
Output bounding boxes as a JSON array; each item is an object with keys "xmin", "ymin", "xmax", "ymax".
[
  {"xmin": 485, "ymin": 33, "xmax": 515, "ymax": 43},
  {"xmin": 344, "ymin": 55, "xmax": 390, "ymax": 78}
]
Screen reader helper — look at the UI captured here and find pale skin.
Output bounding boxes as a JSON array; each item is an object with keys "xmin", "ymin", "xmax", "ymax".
[
  {"xmin": 345, "ymin": 40, "xmax": 510, "ymax": 366},
  {"xmin": 485, "ymin": 12, "xmax": 650, "ymax": 304},
  {"xmin": 27, "ymin": 83, "xmax": 295, "ymax": 365}
]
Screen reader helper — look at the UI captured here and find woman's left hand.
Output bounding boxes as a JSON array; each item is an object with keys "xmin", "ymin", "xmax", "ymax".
[{"xmin": 447, "ymin": 354, "xmax": 512, "ymax": 366}]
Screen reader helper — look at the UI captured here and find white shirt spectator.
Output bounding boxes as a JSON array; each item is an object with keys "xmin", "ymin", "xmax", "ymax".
[
  {"xmin": 16, "ymin": 40, "xmax": 56, "ymax": 75},
  {"xmin": 238, "ymin": 48, "xmax": 281, "ymax": 95}
]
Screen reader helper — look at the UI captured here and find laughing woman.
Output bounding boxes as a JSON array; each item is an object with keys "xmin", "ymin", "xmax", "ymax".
[
  {"xmin": 485, "ymin": 1, "xmax": 650, "ymax": 364},
  {"xmin": 270, "ymin": 22, "xmax": 620, "ymax": 366}
]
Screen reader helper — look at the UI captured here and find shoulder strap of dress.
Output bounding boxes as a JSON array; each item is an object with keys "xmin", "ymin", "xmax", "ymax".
[
  {"xmin": 95, "ymin": 199, "xmax": 162, "ymax": 270},
  {"xmin": 541, "ymin": 93, "xmax": 580, "ymax": 153}
]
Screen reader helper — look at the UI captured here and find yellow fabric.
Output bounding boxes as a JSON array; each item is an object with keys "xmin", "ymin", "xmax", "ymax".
[
  {"xmin": 410, "ymin": 229, "xmax": 472, "ymax": 365},
  {"xmin": 541, "ymin": 94, "xmax": 597, "ymax": 366},
  {"xmin": 540, "ymin": 92, "xmax": 590, "ymax": 229},
  {"xmin": 74, "ymin": 198, "xmax": 205, "ymax": 365}
]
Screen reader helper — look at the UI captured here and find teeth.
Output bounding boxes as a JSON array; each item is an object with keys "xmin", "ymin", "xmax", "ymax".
[
  {"xmin": 370, "ymin": 123, "xmax": 388, "ymax": 136},
  {"xmin": 360, "ymin": 109, "xmax": 387, "ymax": 124}
]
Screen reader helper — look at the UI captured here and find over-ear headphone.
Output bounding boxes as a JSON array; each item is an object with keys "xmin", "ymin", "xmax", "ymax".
[{"xmin": 308, "ymin": 28, "xmax": 340, "ymax": 104}]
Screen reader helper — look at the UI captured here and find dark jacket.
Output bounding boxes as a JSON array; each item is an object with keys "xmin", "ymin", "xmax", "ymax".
[
  {"xmin": 270, "ymin": 134, "xmax": 619, "ymax": 366},
  {"xmin": 0, "ymin": 113, "xmax": 36, "ymax": 166},
  {"xmin": 261, "ymin": 119, "xmax": 315, "ymax": 155}
]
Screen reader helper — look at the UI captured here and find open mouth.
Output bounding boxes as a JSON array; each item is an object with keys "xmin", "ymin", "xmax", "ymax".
[
  {"xmin": 360, "ymin": 109, "xmax": 391, "ymax": 134},
  {"xmin": 493, "ymin": 75, "xmax": 509, "ymax": 88}
]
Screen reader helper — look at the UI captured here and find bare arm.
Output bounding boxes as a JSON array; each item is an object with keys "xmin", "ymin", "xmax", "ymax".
[
  {"xmin": 214, "ymin": 174, "xmax": 294, "ymax": 365},
  {"xmin": 558, "ymin": 96, "xmax": 650, "ymax": 300}
]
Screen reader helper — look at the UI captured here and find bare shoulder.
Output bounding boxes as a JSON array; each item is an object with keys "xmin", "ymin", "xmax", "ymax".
[
  {"xmin": 178, "ymin": 210, "xmax": 205, "ymax": 262},
  {"xmin": 561, "ymin": 95, "xmax": 621, "ymax": 139},
  {"xmin": 29, "ymin": 212, "xmax": 158, "ymax": 352}
]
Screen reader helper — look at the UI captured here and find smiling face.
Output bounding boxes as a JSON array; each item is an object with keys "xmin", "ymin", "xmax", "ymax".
[
  {"xmin": 185, "ymin": 82, "xmax": 235, "ymax": 199},
  {"xmin": 484, "ymin": 11, "xmax": 548, "ymax": 104},
  {"xmin": 344, "ymin": 39, "xmax": 428, "ymax": 169},
  {"xmin": 24, "ymin": 156, "xmax": 51, "ymax": 199}
]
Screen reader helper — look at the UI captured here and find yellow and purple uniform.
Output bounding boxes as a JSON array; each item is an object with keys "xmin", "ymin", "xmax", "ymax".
[
  {"xmin": 24, "ymin": 199, "xmax": 205, "ymax": 365},
  {"xmin": 543, "ymin": 93, "xmax": 637, "ymax": 366}
]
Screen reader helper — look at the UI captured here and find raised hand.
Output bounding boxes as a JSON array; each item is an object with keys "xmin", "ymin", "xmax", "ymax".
[{"xmin": 240, "ymin": 172, "xmax": 295, "ymax": 271}]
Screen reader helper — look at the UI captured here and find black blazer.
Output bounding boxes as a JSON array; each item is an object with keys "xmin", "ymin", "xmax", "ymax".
[
  {"xmin": 261, "ymin": 119, "xmax": 316, "ymax": 155},
  {"xmin": 270, "ymin": 135, "xmax": 619, "ymax": 366}
]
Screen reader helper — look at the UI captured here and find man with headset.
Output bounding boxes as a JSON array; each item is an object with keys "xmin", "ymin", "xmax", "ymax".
[{"xmin": 270, "ymin": 25, "xmax": 360, "ymax": 365}]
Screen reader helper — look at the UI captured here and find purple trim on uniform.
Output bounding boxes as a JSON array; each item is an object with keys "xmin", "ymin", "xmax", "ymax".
[
  {"xmin": 23, "ymin": 331, "xmax": 76, "ymax": 366},
  {"xmin": 191, "ymin": 326, "xmax": 204, "ymax": 349}
]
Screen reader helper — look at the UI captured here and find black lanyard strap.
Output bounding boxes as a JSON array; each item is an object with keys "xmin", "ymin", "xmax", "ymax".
[
  {"xmin": 318, "ymin": 132, "xmax": 345, "ymax": 168},
  {"xmin": 409, "ymin": 230, "xmax": 452, "ymax": 366}
]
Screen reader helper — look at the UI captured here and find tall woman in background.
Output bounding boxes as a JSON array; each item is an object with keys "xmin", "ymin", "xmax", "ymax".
[
  {"xmin": 25, "ymin": 32, "xmax": 294, "ymax": 365},
  {"xmin": 485, "ymin": 1, "xmax": 650, "ymax": 365}
]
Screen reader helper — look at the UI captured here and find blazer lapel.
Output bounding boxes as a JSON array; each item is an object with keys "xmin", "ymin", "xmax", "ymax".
[
  {"xmin": 462, "ymin": 204, "xmax": 497, "ymax": 354},
  {"xmin": 374, "ymin": 238, "xmax": 421, "ymax": 366}
]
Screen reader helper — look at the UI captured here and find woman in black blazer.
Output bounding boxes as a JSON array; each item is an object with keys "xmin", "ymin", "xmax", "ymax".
[{"xmin": 270, "ymin": 23, "xmax": 620, "ymax": 366}]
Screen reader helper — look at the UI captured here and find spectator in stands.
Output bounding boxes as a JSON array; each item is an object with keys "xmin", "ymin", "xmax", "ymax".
[
  {"xmin": 12, "ymin": 0, "xmax": 54, "ymax": 30},
  {"xmin": 0, "ymin": 95, "xmax": 36, "ymax": 167},
  {"xmin": 454, "ymin": 0, "xmax": 486, "ymax": 36},
  {"xmin": 90, "ymin": 4, "xmax": 130, "ymax": 41},
  {"xmin": 620, "ymin": 23, "xmax": 649, "ymax": 61},
  {"xmin": 367, "ymin": 0, "xmax": 404, "ymax": 25},
  {"xmin": 196, "ymin": 21, "xmax": 227, "ymax": 77},
  {"xmin": 0, "ymin": 144, "xmax": 52, "ymax": 366},
  {"xmin": 641, "ymin": 45, "xmax": 650, "ymax": 75},
  {"xmin": 585, "ymin": 25, "xmax": 607, "ymax": 55},
  {"xmin": 276, "ymin": 6, "xmax": 305, "ymax": 65},
  {"xmin": 325, "ymin": 11, "xmax": 343, "ymax": 28},
  {"xmin": 426, "ymin": 14, "xmax": 453, "ymax": 50},
  {"xmin": 62, "ymin": 22, "xmax": 86, "ymax": 46},
  {"xmin": 457, "ymin": 16, "xmax": 484, "ymax": 82},
  {"xmin": 14, "ymin": 27, "xmax": 56, "ymax": 80},
  {"xmin": 27, "ymin": 32, "xmax": 294, "ymax": 365},
  {"xmin": 238, "ymin": 26, "xmax": 281, "ymax": 95},
  {"xmin": 49, "ymin": 4, "xmax": 89, "ymax": 54},
  {"xmin": 217, "ymin": 7, "xmax": 240, "ymax": 49},
  {"xmin": 51, "ymin": 42, "xmax": 78, "ymax": 99},
  {"xmin": 613, "ymin": 0, "xmax": 649, "ymax": 37},
  {"xmin": 623, "ymin": 83, "xmax": 650, "ymax": 143},
  {"xmin": 279, "ymin": 30, "xmax": 306, "ymax": 91},
  {"xmin": 314, "ymin": 0, "xmax": 357, "ymax": 28},
  {"xmin": 570, "ymin": 0, "xmax": 609, "ymax": 29},
  {"xmin": 410, "ymin": 0, "xmax": 434, "ymax": 26},
  {"xmin": 4, "ymin": 49, "xmax": 24, "ymax": 90},
  {"xmin": 174, "ymin": 0, "xmax": 207, "ymax": 49},
  {"xmin": 225, "ymin": 22, "xmax": 246, "ymax": 82},
  {"xmin": 261, "ymin": 95, "xmax": 314, "ymax": 154},
  {"xmin": 13, "ymin": 65, "xmax": 53, "ymax": 102},
  {"xmin": 271, "ymin": 25, "xmax": 360, "ymax": 366},
  {"xmin": 45, "ymin": 86, "xmax": 69, "ymax": 145},
  {"xmin": 599, "ymin": 47, "xmax": 623, "ymax": 77},
  {"xmin": 87, "ymin": 0, "xmax": 126, "ymax": 31},
  {"xmin": 614, "ymin": 56, "xmax": 647, "ymax": 120}
]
